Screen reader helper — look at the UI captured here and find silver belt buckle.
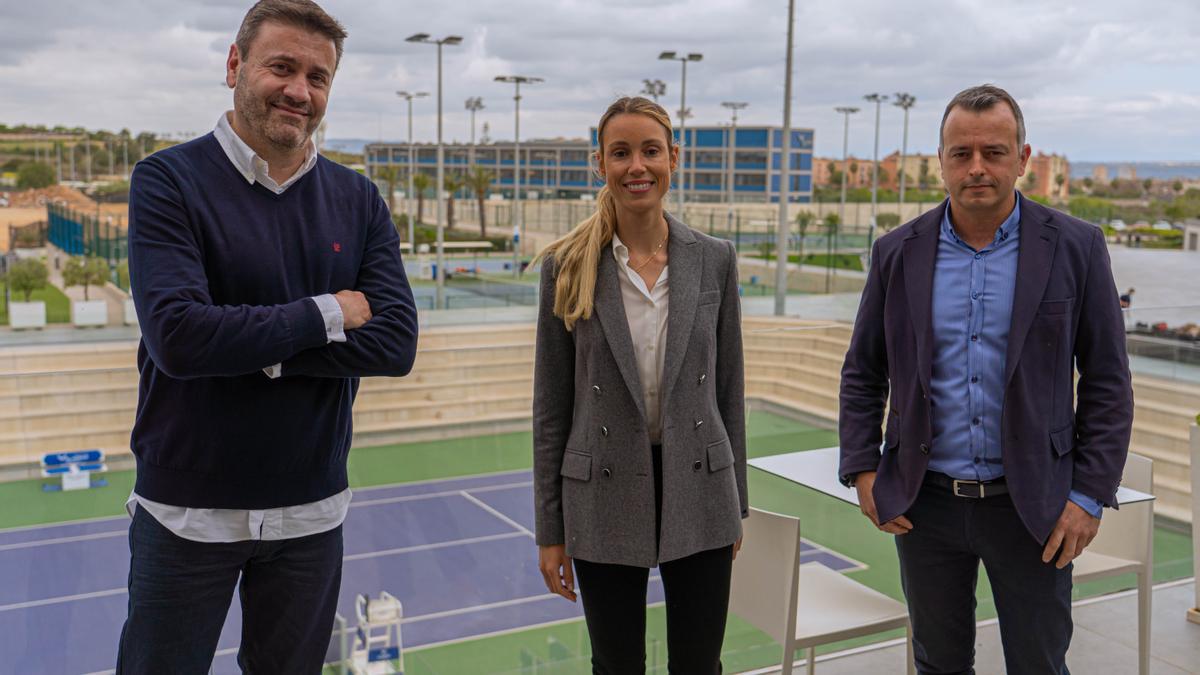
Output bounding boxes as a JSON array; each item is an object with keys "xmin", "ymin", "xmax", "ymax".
[{"xmin": 952, "ymin": 479, "xmax": 984, "ymax": 498}]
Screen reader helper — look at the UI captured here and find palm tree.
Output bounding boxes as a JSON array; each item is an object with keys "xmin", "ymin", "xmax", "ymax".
[
  {"xmin": 375, "ymin": 166, "xmax": 398, "ymax": 213},
  {"xmin": 794, "ymin": 211, "xmax": 814, "ymax": 265},
  {"xmin": 412, "ymin": 172, "xmax": 432, "ymax": 225},
  {"xmin": 464, "ymin": 166, "xmax": 495, "ymax": 238},
  {"xmin": 443, "ymin": 172, "xmax": 466, "ymax": 230}
]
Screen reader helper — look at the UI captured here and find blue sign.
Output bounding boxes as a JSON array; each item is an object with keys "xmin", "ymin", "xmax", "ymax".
[
  {"xmin": 368, "ymin": 646, "xmax": 400, "ymax": 662},
  {"xmin": 43, "ymin": 450, "xmax": 103, "ymax": 466}
]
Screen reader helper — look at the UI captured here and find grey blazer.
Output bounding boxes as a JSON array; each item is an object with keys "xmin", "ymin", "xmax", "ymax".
[{"xmin": 533, "ymin": 214, "xmax": 747, "ymax": 568}]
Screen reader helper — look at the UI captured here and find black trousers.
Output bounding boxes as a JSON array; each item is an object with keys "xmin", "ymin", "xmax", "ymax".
[
  {"xmin": 895, "ymin": 474, "xmax": 1073, "ymax": 675},
  {"xmin": 572, "ymin": 444, "xmax": 734, "ymax": 674},
  {"xmin": 116, "ymin": 505, "xmax": 343, "ymax": 675}
]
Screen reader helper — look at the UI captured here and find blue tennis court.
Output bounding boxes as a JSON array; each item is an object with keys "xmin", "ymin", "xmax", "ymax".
[{"xmin": 0, "ymin": 469, "xmax": 863, "ymax": 674}]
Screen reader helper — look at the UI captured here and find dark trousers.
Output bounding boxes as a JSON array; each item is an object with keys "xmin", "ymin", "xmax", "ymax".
[
  {"xmin": 574, "ymin": 545, "xmax": 734, "ymax": 674},
  {"xmin": 116, "ymin": 505, "xmax": 343, "ymax": 675},
  {"xmin": 895, "ymin": 475, "xmax": 1073, "ymax": 675},
  {"xmin": 572, "ymin": 443, "xmax": 734, "ymax": 674}
]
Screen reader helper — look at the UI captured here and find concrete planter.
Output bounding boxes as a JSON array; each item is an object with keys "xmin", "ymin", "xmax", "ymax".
[
  {"xmin": 9, "ymin": 301, "xmax": 46, "ymax": 330},
  {"xmin": 71, "ymin": 300, "xmax": 107, "ymax": 327},
  {"xmin": 123, "ymin": 298, "xmax": 138, "ymax": 326}
]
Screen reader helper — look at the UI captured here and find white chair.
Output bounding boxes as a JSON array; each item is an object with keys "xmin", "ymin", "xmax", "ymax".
[
  {"xmin": 1071, "ymin": 452, "xmax": 1154, "ymax": 675},
  {"xmin": 730, "ymin": 507, "xmax": 915, "ymax": 674}
]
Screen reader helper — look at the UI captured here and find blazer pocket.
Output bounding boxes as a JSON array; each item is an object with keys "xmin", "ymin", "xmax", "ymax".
[
  {"xmin": 1037, "ymin": 298, "xmax": 1074, "ymax": 317},
  {"xmin": 706, "ymin": 437, "xmax": 735, "ymax": 472},
  {"xmin": 698, "ymin": 290, "xmax": 721, "ymax": 306},
  {"xmin": 1050, "ymin": 426, "xmax": 1075, "ymax": 457},
  {"xmin": 561, "ymin": 450, "xmax": 592, "ymax": 481}
]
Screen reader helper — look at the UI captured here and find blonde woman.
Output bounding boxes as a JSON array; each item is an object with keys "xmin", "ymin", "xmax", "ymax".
[{"xmin": 532, "ymin": 96, "xmax": 746, "ymax": 673}]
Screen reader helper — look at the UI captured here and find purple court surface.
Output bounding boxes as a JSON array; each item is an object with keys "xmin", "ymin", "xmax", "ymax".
[{"xmin": 0, "ymin": 469, "xmax": 862, "ymax": 674}]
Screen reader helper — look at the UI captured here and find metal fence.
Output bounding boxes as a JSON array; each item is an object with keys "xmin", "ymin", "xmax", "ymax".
[{"xmin": 46, "ymin": 202, "xmax": 128, "ymax": 289}]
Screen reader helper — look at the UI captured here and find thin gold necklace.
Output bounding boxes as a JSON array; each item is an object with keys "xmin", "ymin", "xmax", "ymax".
[{"xmin": 630, "ymin": 231, "xmax": 669, "ymax": 273}]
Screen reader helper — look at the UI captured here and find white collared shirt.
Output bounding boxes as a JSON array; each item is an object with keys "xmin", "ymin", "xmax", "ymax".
[
  {"xmin": 611, "ymin": 232, "xmax": 669, "ymax": 444},
  {"xmin": 214, "ymin": 110, "xmax": 319, "ymax": 194},
  {"xmin": 127, "ymin": 112, "xmax": 351, "ymax": 543}
]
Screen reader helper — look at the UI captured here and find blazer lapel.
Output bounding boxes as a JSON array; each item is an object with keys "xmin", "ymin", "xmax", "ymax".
[
  {"xmin": 594, "ymin": 245, "xmax": 648, "ymax": 422},
  {"xmin": 1004, "ymin": 197, "xmax": 1059, "ymax": 389},
  {"xmin": 902, "ymin": 203, "xmax": 943, "ymax": 394},
  {"xmin": 660, "ymin": 214, "xmax": 700, "ymax": 406}
]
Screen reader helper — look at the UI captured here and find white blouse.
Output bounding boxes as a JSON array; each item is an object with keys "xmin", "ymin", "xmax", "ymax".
[{"xmin": 611, "ymin": 232, "xmax": 669, "ymax": 444}]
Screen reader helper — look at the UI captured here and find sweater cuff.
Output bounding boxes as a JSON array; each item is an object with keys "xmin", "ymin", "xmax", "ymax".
[{"xmin": 285, "ymin": 297, "xmax": 332, "ymax": 353}]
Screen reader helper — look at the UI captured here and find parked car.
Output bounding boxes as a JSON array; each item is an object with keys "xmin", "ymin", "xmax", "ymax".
[
  {"xmin": 1109, "ymin": 219, "xmax": 1127, "ymax": 230},
  {"xmin": 1151, "ymin": 220, "xmax": 1174, "ymax": 231}
]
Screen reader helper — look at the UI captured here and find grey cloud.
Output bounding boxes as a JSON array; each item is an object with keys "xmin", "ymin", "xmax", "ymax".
[{"xmin": 0, "ymin": 0, "xmax": 1196, "ymax": 160}]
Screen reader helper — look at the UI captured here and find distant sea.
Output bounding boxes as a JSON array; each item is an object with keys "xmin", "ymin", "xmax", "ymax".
[{"xmin": 1072, "ymin": 161, "xmax": 1200, "ymax": 181}]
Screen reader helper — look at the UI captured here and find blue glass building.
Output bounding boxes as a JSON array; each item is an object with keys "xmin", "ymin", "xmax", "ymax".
[{"xmin": 365, "ymin": 124, "xmax": 813, "ymax": 203}]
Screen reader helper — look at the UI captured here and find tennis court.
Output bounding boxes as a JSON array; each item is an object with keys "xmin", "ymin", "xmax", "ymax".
[{"xmin": 0, "ymin": 410, "xmax": 1191, "ymax": 673}]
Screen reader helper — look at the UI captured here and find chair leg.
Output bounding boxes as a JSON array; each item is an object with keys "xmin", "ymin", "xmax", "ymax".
[
  {"xmin": 905, "ymin": 624, "xmax": 916, "ymax": 675},
  {"xmin": 1137, "ymin": 569, "xmax": 1151, "ymax": 675},
  {"xmin": 780, "ymin": 642, "xmax": 794, "ymax": 675},
  {"xmin": 806, "ymin": 646, "xmax": 816, "ymax": 675}
]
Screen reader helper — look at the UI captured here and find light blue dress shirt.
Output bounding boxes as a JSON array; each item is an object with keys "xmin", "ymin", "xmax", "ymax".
[{"xmin": 928, "ymin": 194, "xmax": 1102, "ymax": 518}]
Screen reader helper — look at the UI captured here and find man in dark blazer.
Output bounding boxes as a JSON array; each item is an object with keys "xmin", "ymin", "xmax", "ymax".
[{"xmin": 839, "ymin": 84, "xmax": 1133, "ymax": 674}]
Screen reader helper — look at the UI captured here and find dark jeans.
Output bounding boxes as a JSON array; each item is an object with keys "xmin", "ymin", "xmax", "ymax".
[
  {"xmin": 116, "ymin": 505, "xmax": 343, "ymax": 675},
  {"xmin": 895, "ymin": 474, "xmax": 1073, "ymax": 675},
  {"xmin": 572, "ymin": 443, "xmax": 734, "ymax": 674}
]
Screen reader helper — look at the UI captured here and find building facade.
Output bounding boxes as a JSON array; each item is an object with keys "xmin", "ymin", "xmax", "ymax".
[
  {"xmin": 815, "ymin": 150, "xmax": 1069, "ymax": 201},
  {"xmin": 813, "ymin": 152, "xmax": 946, "ymax": 193},
  {"xmin": 1023, "ymin": 152, "xmax": 1071, "ymax": 201},
  {"xmin": 364, "ymin": 125, "xmax": 815, "ymax": 204}
]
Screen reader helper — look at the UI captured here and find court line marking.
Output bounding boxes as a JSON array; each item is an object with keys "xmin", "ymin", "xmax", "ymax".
[
  {"xmin": 0, "ymin": 513, "xmax": 127, "ymax": 536},
  {"xmin": 0, "ymin": 531, "xmax": 534, "ymax": 613},
  {"xmin": 403, "ymin": 575, "xmax": 664, "ymax": 626},
  {"xmin": 0, "ymin": 529, "xmax": 125, "ymax": 552},
  {"xmin": 349, "ymin": 467, "xmax": 532, "ymax": 496},
  {"xmin": 0, "ymin": 481, "xmax": 534, "ymax": 551},
  {"xmin": 344, "ymin": 531, "xmax": 527, "ymax": 562},
  {"xmin": 799, "ymin": 538, "xmax": 869, "ymax": 573},
  {"xmin": 0, "ymin": 587, "xmax": 126, "ymax": 613},
  {"xmin": 407, "ymin": 598, "xmax": 669, "ymax": 653},
  {"xmin": 0, "ymin": 472, "xmax": 535, "ymax": 545},
  {"xmin": 351, "ymin": 480, "xmax": 532, "ymax": 509},
  {"xmin": 460, "ymin": 490, "xmax": 535, "ymax": 538}
]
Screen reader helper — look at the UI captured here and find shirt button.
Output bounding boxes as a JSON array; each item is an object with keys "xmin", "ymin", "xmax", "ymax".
[
  {"xmin": 974, "ymin": 254, "xmax": 982, "ymax": 260},
  {"xmin": 920, "ymin": 444, "xmax": 930, "ymax": 455},
  {"xmin": 693, "ymin": 460, "xmax": 703, "ymax": 471},
  {"xmin": 970, "ymin": 334, "xmax": 979, "ymax": 342},
  {"xmin": 602, "ymin": 467, "xmax": 612, "ymax": 478},
  {"xmin": 592, "ymin": 385, "xmax": 601, "ymax": 395},
  {"xmin": 601, "ymin": 426, "xmax": 609, "ymax": 437},
  {"xmin": 698, "ymin": 373, "xmax": 707, "ymax": 384},
  {"xmin": 971, "ymin": 292, "xmax": 979, "ymax": 299},
  {"xmin": 695, "ymin": 419, "xmax": 704, "ymax": 429},
  {"xmin": 973, "ymin": 457, "xmax": 981, "ymax": 464},
  {"xmin": 971, "ymin": 375, "xmax": 979, "ymax": 383},
  {"xmin": 972, "ymin": 417, "xmax": 981, "ymax": 426}
]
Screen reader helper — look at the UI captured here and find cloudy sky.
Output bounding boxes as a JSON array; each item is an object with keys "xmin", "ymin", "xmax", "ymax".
[{"xmin": 2, "ymin": 0, "xmax": 1198, "ymax": 161}]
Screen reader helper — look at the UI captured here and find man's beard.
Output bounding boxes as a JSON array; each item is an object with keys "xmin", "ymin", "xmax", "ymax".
[{"xmin": 234, "ymin": 72, "xmax": 318, "ymax": 152}]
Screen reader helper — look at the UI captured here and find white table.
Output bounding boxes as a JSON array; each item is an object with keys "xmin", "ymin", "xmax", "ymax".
[{"xmin": 749, "ymin": 446, "xmax": 1155, "ymax": 507}]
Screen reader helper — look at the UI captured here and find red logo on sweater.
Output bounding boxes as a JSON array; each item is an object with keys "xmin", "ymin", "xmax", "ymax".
[{"xmin": 332, "ymin": 242, "xmax": 342, "ymax": 253}]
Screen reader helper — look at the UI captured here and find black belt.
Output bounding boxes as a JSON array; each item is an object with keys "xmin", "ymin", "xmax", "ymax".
[{"xmin": 924, "ymin": 471, "xmax": 1008, "ymax": 498}]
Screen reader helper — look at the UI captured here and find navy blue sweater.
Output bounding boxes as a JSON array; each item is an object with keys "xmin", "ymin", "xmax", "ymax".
[{"xmin": 128, "ymin": 133, "xmax": 418, "ymax": 509}]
